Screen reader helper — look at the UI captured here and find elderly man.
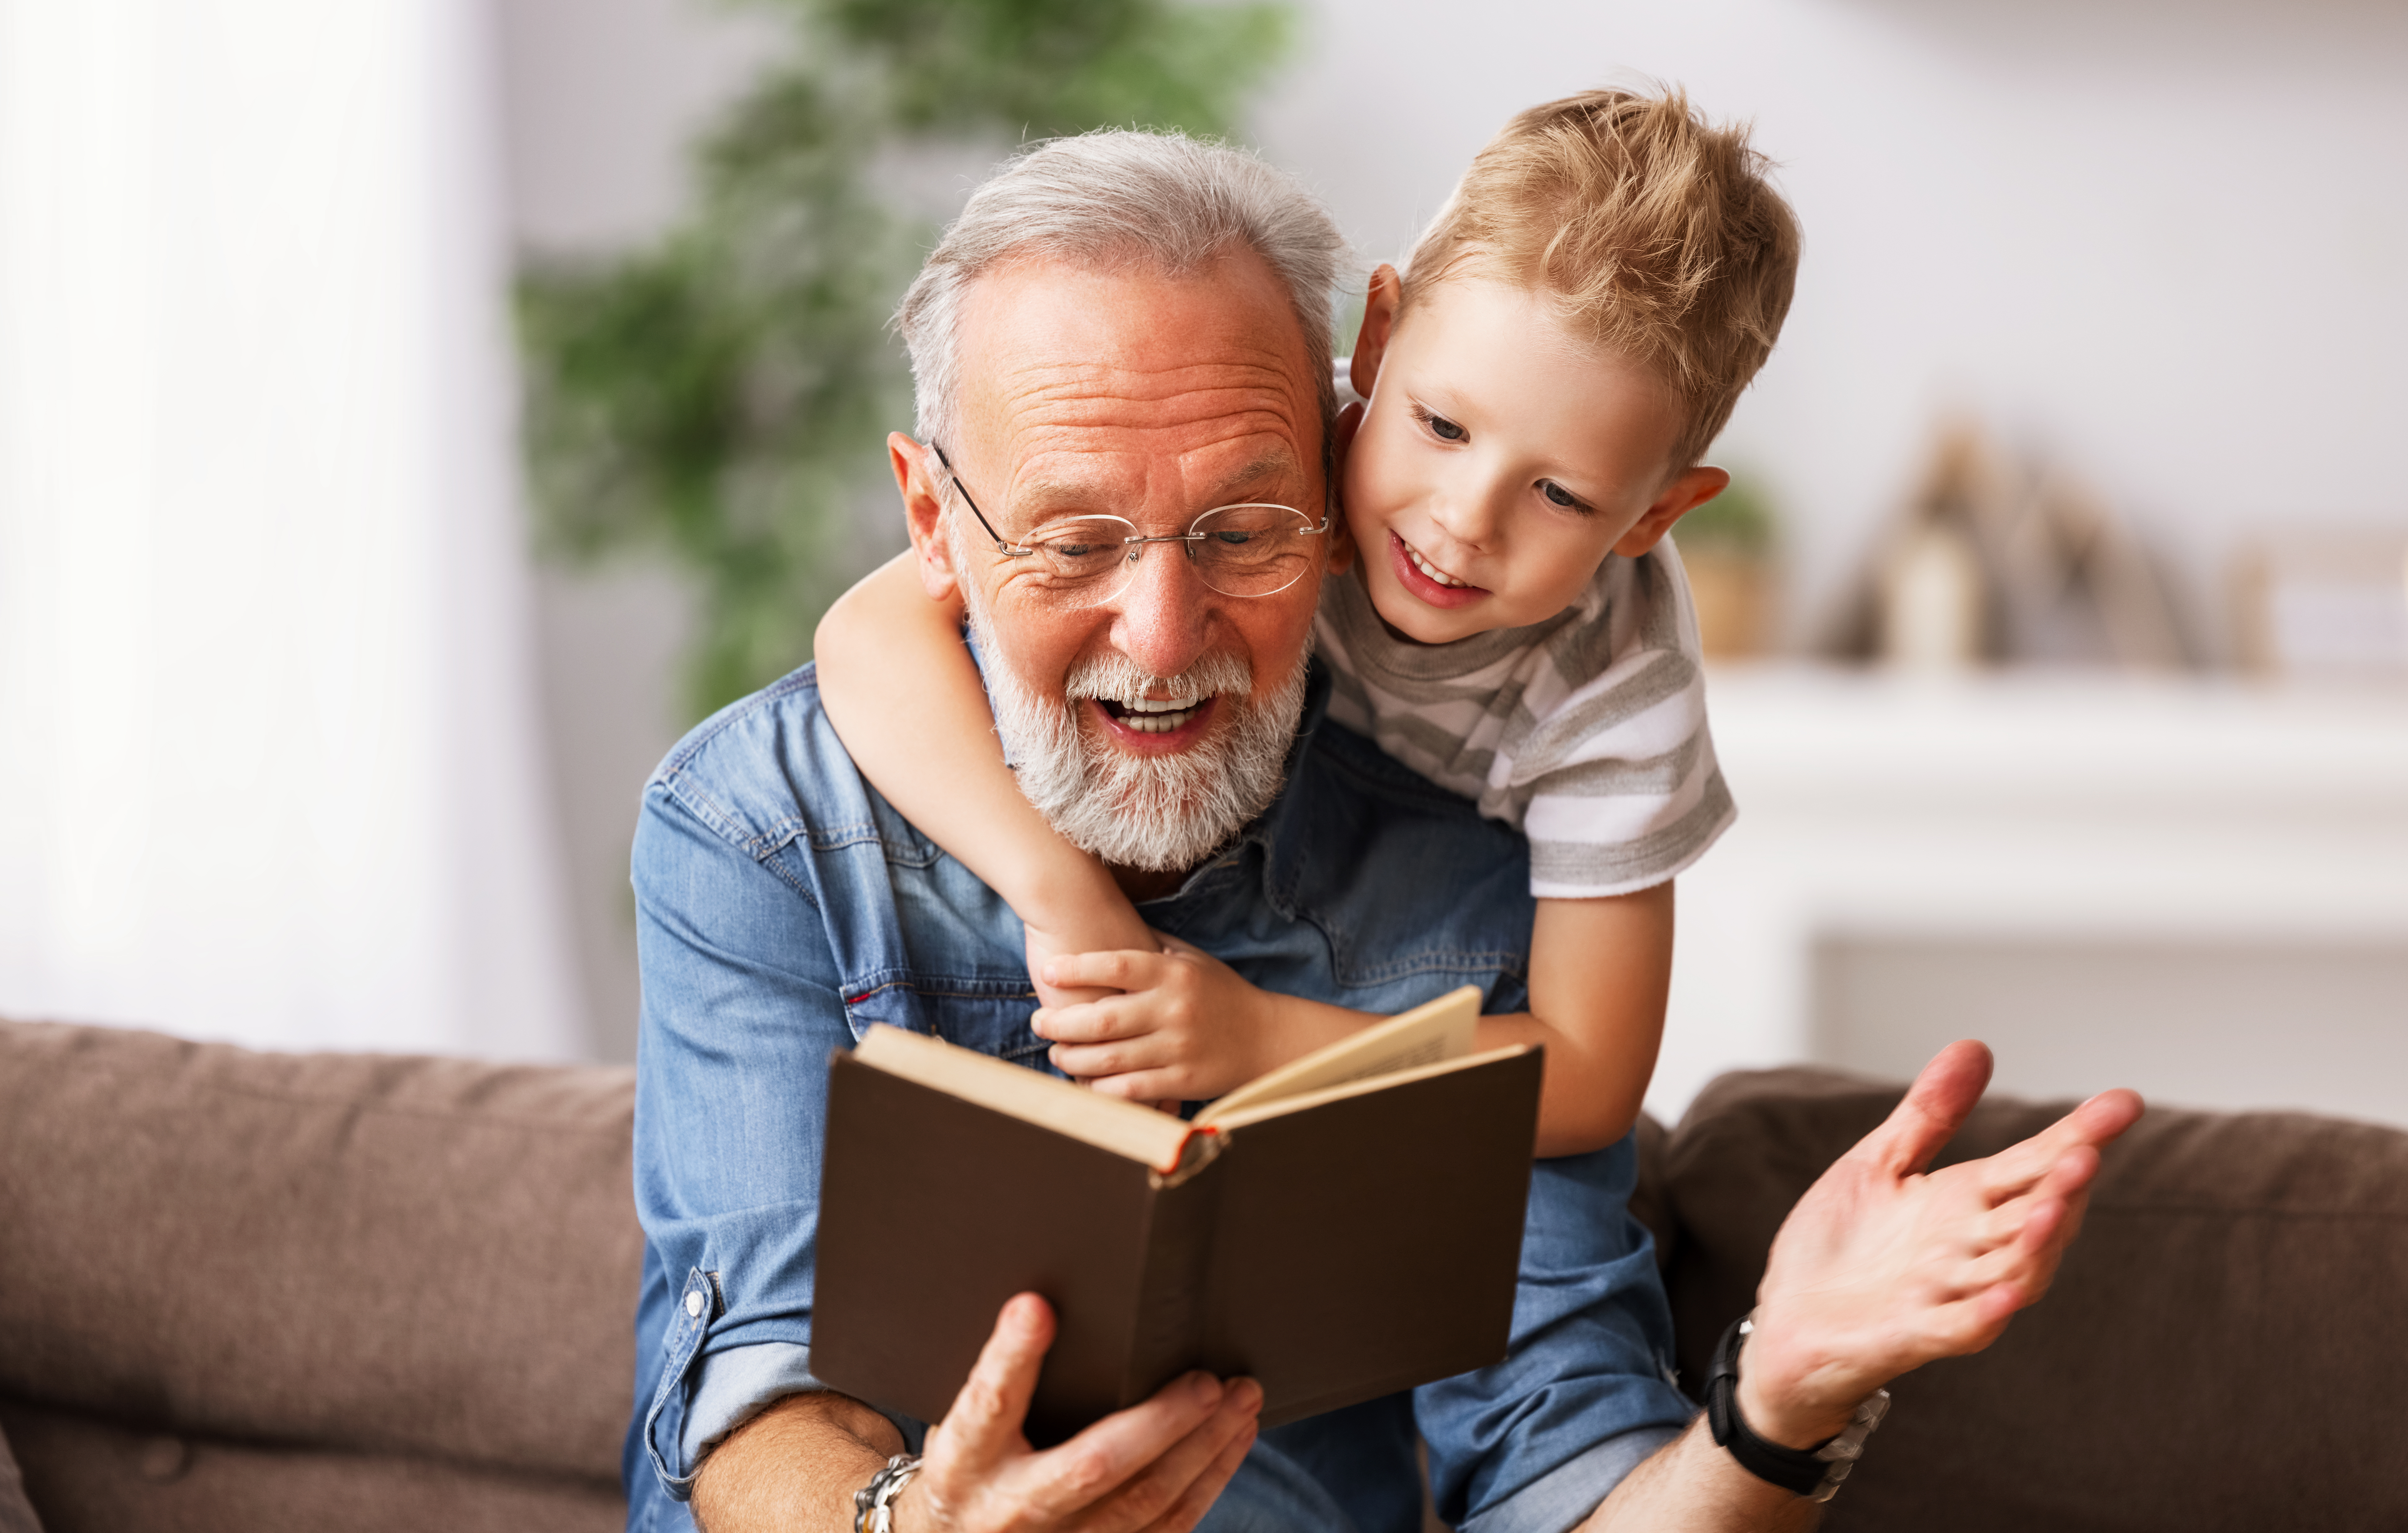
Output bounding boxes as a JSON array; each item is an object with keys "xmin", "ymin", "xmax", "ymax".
[{"xmin": 626, "ymin": 132, "xmax": 2139, "ymax": 1533}]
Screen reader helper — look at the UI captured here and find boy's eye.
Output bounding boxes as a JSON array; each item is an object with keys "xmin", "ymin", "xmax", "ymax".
[
  {"xmin": 1412, "ymin": 404, "xmax": 1467, "ymax": 443},
  {"xmin": 1539, "ymin": 480, "xmax": 1590, "ymax": 512}
]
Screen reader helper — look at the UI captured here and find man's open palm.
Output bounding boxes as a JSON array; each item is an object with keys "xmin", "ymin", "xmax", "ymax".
[{"xmin": 1739, "ymin": 1041, "xmax": 2145, "ymax": 1444}]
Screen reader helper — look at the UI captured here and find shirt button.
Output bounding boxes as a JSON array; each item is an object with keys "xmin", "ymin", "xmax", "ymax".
[{"xmin": 685, "ymin": 1291, "xmax": 705, "ymax": 1318}]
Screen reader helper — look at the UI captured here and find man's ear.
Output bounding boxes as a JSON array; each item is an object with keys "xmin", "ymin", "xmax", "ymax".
[
  {"xmin": 1348, "ymin": 265, "xmax": 1403, "ymax": 401},
  {"xmin": 890, "ymin": 432, "xmax": 962, "ymax": 600},
  {"xmin": 1613, "ymin": 465, "xmax": 1732, "ymax": 558}
]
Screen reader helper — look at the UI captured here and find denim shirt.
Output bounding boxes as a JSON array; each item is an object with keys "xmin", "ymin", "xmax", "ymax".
[{"xmin": 625, "ymin": 661, "xmax": 1692, "ymax": 1533}]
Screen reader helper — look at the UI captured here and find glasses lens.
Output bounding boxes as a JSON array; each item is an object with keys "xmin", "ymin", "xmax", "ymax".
[
  {"xmin": 1192, "ymin": 504, "xmax": 1318, "ymax": 596},
  {"xmin": 1020, "ymin": 518, "xmax": 1136, "ymax": 603}
]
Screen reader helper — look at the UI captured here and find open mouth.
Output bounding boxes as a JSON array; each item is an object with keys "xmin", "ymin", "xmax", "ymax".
[
  {"xmin": 1399, "ymin": 534, "xmax": 1470, "ymax": 587},
  {"xmin": 1096, "ymin": 695, "xmax": 1212, "ymax": 736},
  {"xmin": 1388, "ymin": 531, "xmax": 1486, "ymax": 608}
]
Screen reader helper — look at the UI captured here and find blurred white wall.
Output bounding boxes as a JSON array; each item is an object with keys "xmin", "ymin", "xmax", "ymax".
[
  {"xmin": 0, "ymin": 0, "xmax": 584, "ymax": 1059},
  {"xmin": 1253, "ymin": 0, "xmax": 2408, "ymax": 655},
  {"xmin": 493, "ymin": 0, "xmax": 777, "ymax": 1062}
]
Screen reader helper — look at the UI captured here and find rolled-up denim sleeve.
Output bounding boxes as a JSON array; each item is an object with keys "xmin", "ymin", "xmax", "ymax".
[
  {"xmin": 1415, "ymin": 1135, "xmax": 1697, "ymax": 1533},
  {"xmin": 628, "ymin": 751, "xmax": 887, "ymax": 1499}
]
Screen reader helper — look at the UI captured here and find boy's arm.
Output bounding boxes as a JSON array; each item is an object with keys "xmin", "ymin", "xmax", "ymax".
[
  {"xmin": 1476, "ymin": 883, "xmax": 1673, "ymax": 1156},
  {"xmin": 814, "ymin": 555, "xmax": 1154, "ymax": 1008},
  {"xmin": 1036, "ymin": 886, "xmax": 1670, "ymax": 1133}
]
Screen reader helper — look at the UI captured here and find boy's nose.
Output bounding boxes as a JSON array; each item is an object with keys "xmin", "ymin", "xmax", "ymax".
[{"xmin": 1428, "ymin": 487, "xmax": 1506, "ymax": 552}]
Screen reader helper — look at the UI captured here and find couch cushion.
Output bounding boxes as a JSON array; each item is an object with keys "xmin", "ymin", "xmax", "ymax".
[
  {"xmin": 1660, "ymin": 1067, "xmax": 2408, "ymax": 1531},
  {"xmin": 0, "ymin": 1416, "xmax": 40, "ymax": 1533},
  {"xmin": 0, "ymin": 1020, "xmax": 642, "ymax": 1486},
  {"xmin": 0, "ymin": 1399, "xmax": 618, "ymax": 1533}
]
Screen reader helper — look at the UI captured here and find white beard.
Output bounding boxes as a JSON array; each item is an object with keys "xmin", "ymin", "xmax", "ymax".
[{"xmin": 963, "ymin": 589, "xmax": 1309, "ymax": 875}]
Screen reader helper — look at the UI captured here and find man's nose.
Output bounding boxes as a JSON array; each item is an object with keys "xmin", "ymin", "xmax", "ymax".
[{"xmin": 1107, "ymin": 541, "xmax": 1217, "ymax": 680}]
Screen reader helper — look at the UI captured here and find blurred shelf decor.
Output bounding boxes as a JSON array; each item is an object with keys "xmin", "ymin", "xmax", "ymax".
[
  {"xmin": 2230, "ymin": 530, "xmax": 2408, "ymax": 676},
  {"xmin": 1824, "ymin": 419, "xmax": 2188, "ymax": 672},
  {"xmin": 1656, "ymin": 664, "xmax": 2408, "ymax": 1127},
  {"xmin": 514, "ymin": 0, "xmax": 1295, "ymax": 720},
  {"xmin": 1676, "ymin": 470, "xmax": 1780, "ymax": 659}
]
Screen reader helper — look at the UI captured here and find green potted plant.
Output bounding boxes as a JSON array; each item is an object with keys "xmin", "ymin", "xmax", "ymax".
[{"xmin": 517, "ymin": 0, "xmax": 1294, "ymax": 721}]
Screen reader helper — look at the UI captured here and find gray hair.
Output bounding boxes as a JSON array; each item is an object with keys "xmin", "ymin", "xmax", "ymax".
[{"xmin": 896, "ymin": 131, "xmax": 1350, "ymax": 470}]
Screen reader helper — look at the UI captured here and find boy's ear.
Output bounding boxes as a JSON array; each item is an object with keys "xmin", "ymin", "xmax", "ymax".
[
  {"xmin": 1324, "ymin": 401, "xmax": 1364, "ymax": 575},
  {"xmin": 890, "ymin": 432, "xmax": 964, "ymax": 601},
  {"xmin": 1348, "ymin": 265, "xmax": 1403, "ymax": 401},
  {"xmin": 1613, "ymin": 465, "xmax": 1731, "ymax": 558}
]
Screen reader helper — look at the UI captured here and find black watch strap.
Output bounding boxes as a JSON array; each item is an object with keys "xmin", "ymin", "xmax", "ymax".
[{"xmin": 1705, "ymin": 1312, "xmax": 1893, "ymax": 1503}]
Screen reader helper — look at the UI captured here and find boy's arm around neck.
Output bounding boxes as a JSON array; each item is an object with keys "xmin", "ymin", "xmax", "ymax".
[{"xmin": 813, "ymin": 555, "xmax": 1151, "ymax": 1008}]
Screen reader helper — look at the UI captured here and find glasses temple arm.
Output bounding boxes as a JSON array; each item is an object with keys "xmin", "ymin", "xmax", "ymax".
[{"xmin": 930, "ymin": 441, "xmax": 1018, "ymax": 551}]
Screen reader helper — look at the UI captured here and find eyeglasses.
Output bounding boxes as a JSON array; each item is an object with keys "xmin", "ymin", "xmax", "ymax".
[{"xmin": 931, "ymin": 443, "xmax": 1328, "ymax": 607}]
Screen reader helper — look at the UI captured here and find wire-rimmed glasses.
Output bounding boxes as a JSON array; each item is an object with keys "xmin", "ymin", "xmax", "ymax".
[{"xmin": 931, "ymin": 443, "xmax": 1328, "ymax": 607}]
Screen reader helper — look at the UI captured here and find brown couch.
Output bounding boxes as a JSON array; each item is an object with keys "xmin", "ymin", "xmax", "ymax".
[{"xmin": 4, "ymin": 1017, "xmax": 2404, "ymax": 1531}]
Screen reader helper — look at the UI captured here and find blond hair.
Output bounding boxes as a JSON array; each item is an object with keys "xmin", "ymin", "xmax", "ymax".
[{"xmin": 1402, "ymin": 87, "xmax": 1800, "ymax": 469}]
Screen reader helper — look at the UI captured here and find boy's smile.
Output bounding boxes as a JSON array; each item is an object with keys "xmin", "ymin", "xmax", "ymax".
[
  {"xmin": 1342, "ymin": 267, "xmax": 1729, "ymax": 646},
  {"xmin": 1389, "ymin": 529, "xmax": 1484, "ymax": 607}
]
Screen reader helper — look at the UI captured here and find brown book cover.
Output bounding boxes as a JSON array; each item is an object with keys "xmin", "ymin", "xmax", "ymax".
[{"xmin": 810, "ymin": 990, "xmax": 1542, "ymax": 1444}]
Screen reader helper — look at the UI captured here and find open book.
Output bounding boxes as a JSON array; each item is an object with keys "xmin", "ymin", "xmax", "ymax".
[{"xmin": 811, "ymin": 987, "xmax": 1541, "ymax": 1443}]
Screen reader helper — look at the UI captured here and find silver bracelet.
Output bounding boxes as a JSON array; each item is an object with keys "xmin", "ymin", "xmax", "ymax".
[{"xmin": 852, "ymin": 1453, "xmax": 923, "ymax": 1533}]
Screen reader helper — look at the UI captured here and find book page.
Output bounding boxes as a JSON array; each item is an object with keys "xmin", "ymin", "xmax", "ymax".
[
  {"xmin": 1198, "ymin": 1043, "xmax": 1534, "ymax": 1133},
  {"xmin": 853, "ymin": 1025, "xmax": 1196, "ymax": 1172},
  {"xmin": 1197, "ymin": 985, "xmax": 1481, "ymax": 1127}
]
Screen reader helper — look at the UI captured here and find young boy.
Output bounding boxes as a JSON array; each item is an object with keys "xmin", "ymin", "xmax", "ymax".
[{"xmin": 815, "ymin": 88, "xmax": 1799, "ymax": 1154}]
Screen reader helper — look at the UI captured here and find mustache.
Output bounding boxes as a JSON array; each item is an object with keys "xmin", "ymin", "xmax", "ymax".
[{"xmin": 1062, "ymin": 649, "xmax": 1254, "ymax": 709}]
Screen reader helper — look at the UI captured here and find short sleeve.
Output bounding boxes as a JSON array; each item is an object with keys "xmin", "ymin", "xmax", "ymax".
[{"xmin": 1510, "ymin": 544, "xmax": 1736, "ymax": 899}]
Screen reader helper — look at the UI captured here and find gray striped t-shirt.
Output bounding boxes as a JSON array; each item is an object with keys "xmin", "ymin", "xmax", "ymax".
[{"xmin": 1312, "ymin": 543, "xmax": 1736, "ymax": 899}]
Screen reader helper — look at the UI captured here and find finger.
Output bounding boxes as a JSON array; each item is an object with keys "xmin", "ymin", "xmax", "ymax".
[
  {"xmin": 1021, "ymin": 1372, "xmax": 1228, "ymax": 1523},
  {"xmin": 1975, "ymin": 1102, "xmax": 2127, "ymax": 1203},
  {"xmin": 1085, "ymin": 1069, "xmax": 1192, "ymax": 1105},
  {"xmin": 1972, "ymin": 1159, "xmax": 2081, "ymax": 1253},
  {"xmin": 1941, "ymin": 1198, "xmax": 2076, "ymax": 1343},
  {"xmin": 937, "ymin": 1293, "xmax": 1054, "ymax": 1475},
  {"xmin": 1136, "ymin": 1384, "xmax": 1263, "ymax": 1533},
  {"xmin": 1850, "ymin": 1039, "xmax": 1993, "ymax": 1177},
  {"xmin": 1043, "ymin": 949, "xmax": 1168, "ymax": 994},
  {"xmin": 2070, "ymin": 1087, "xmax": 2146, "ymax": 1145},
  {"xmin": 1038, "ymin": 982, "xmax": 1124, "ymax": 1010},
  {"xmin": 1050, "ymin": 1036, "xmax": 1176, "ymax": 1081},
  {"xmin": 1087, "ymin": 1377, "xmax": 1263, "ymax": 1533},
  {"xmin": 1033, "ymin": 999, "xmax": 1148, "ymax": 1045},
  {"xmin": 1914, "ymin": 1285, "xmax": 2029, "ymax": 1360}
]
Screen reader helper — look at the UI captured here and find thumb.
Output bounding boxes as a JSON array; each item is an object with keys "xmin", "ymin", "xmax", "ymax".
[
  {"xmin": 1851, "ymin": 1039, "xmax": 1992, "ymax": 1177},
  {"xmin": 935, "ymin": 1293, "xmax": 1053, "ymax": 1474}
]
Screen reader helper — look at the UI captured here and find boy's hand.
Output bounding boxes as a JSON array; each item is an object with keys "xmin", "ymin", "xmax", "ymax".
[
  {"xmin": 1031, "ymin": 935, "xmax": 1285, "ymax": 1104},
  {"xmin": 1023, "ymin": 910, "xmax": 1160, "ymax": 1014}
]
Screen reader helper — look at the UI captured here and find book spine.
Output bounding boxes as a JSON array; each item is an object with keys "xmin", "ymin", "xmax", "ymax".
[{"xmin": 1121, "ymin": 1161, "xmax": 1226, "ymax": 1405}]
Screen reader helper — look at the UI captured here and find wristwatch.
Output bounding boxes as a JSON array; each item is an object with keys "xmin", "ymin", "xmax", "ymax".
[{"xmin": 1703, "ymin": 1312, "xmax": 1889, "ymax": 1503}]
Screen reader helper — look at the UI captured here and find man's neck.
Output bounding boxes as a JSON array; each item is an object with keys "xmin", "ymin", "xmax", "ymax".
[{"xmin": 1108, "ymin": 861, "xmax": 1193, "ymax": 906}]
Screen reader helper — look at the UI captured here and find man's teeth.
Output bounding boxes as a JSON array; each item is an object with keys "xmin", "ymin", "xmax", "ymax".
[
  {"xmin": 1402, "ymin": 539, "xmax": 1468, "ymax": 588},
  {"xmin": 1119, "ymin": 697, "xmax": 1203, "ymax": 733}
]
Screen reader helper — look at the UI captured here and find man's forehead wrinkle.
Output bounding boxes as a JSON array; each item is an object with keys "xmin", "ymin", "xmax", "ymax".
[
  {"xmin": 1007, "ymin": 442, "xmax": 1297, "ymax": 503},
  {"xmin": 997, "ymin": 358, "xmax": 1307, "ymax": 419}
]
